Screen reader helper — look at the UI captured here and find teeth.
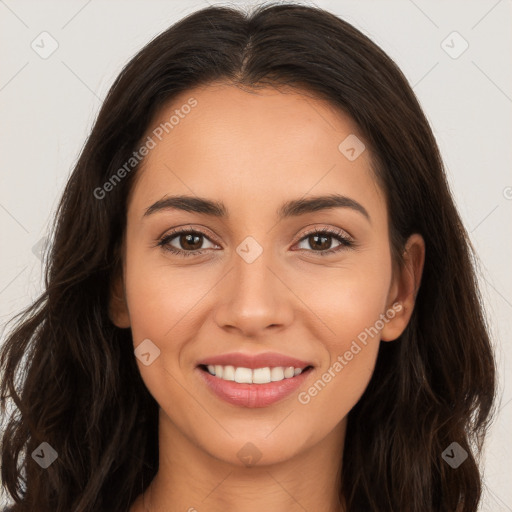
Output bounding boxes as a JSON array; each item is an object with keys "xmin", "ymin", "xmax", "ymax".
[
  {"xmin": 222, "ymin": 365, "xmax": 235, "ymax": 381},
  {"xmin": 253, "ymin": 367, "xmax": 271, "ymax": 384},
  {"xmin": 235, "ymin": 367, "xmax": 253, "ymax": 383},
  {"xmin": 284, "ymin": 366, "xmax": 295, "ymax": 378},
  {"xmin": 204, "ymin": 365, "xmax": 306, "ymax": 384},
  {"xmin": 270, "ymin": 367, "xmax": 284, "ymax": 381}
]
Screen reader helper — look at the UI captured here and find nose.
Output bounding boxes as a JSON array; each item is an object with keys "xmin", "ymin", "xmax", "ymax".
[{"xmin": 213, "ymin": 244, "xmax": 294, "ymax": 338}]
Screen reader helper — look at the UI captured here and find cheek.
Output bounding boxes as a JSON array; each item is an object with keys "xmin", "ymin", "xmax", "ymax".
[
  {"xmin": 330, "ymin": 273, "xmax": 390, "ymax": 345},
  {"xmin": 122, "ymin": 254, "xmax": 209, "ymax": 412},
  {"xmin": 123, "ymin": 247, "xmax": 223, "ymax": 376},
  {"xmin": 298, "ymin": 251, "xmax": 391, "ymax": 415},
  {"xmin": 308, "ymin": 253, "xmax": 392, "ymax": 350},
  {"xmin": 123, "ymin": 242, "xmax": 209, "ymax": 336},
  {"xmin": 123, "ymin": 269, "xmax": 177, "ymax": 343},
  {"xmin": 298, "ymin": 286, "xmax": 385, "ymax": 427}
]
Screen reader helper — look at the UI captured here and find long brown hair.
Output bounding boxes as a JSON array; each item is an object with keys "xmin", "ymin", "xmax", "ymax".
[{"xmin": 1, "ymin": 3, "xmax": 496, "ymax": 511}]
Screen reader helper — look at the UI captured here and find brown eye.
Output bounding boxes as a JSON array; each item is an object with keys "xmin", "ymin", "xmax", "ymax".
[
  {"xmin": 158, "ymin": 230, "xmax": 219, "ymax": 256},
  {"xmin": 295, "ymin": 228, "xmax": 354, "ymax": 255},
  {"xmin": 178, "ymin": 233, "xmax": 203, "ymax": 251},
  {"xmin": 305, "ymin": 233, "xmax": 334, "ymax": 251}
]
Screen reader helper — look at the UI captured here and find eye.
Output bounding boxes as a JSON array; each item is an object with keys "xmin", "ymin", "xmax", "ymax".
[
  {"xmin": 156, "ymin": 226, "xmax": 354, "ymax": 258},
  {"xmin": 294, "ymin": 227, "xmax": 354, "ymax": 255},
  {"xmin": 157, "ymin": 229, "xmax": 219, "ymax": 257}
]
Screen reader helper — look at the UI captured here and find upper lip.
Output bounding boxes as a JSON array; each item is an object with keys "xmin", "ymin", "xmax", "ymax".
[{"xmin": 197, "ymin": 352, "xmax": 314, "ymax": 370}]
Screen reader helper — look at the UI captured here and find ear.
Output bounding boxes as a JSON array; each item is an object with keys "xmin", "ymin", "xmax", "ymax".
[
  {"xmin": 108, "ymin": 267, "xmax": 131, "ymax": 329},
  {"xmin": 381, "ymin": 233, "xmax": 425, "ymax": 342}
]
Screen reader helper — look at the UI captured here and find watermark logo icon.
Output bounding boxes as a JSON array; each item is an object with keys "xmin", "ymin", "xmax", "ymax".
[
  {"xmin": 236, "ymin": 236, "xmax": 263, "ymax": 264},
  {"xmin": 441, "ymin": 31, "xmax": 469, "ymax": 59},
  {"xmin": 237, "ymin": 442, "xmax": 262, "ymax": 467},
  {"xmin": 338, "ymin": 134, "xmax": 366, "ymax": 161},
  {"xmin": 32, "ymin": 236, "xmax": 48, "ymax": 261},
  {"xmin": 31, "ymin": 32, "xmax": 59, "ymax": 59},
  {"xmin": 134, "ymin": 338, "xmax": 161, "ymax": 366},
  {"xmin": 442, "ymin": 441, "xmax": 468, "ymax": 468},
  {"xmin": 32, "ymin": 442, "xmax": 58, "ymax": 469}
]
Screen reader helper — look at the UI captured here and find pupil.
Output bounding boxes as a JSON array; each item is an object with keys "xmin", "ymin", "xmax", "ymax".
[
  {"xmin": 311, "ymin": 234, "xmax": 330, "ymax": 250},
  {"xmin": 182, "ymin": 233, "xmax": 202, "ymax": 250}
]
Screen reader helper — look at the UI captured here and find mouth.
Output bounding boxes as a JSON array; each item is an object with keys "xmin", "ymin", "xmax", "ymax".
[
  {"xmin": 196, "ymin": 364, "xmax": 315, "ymax": 408},
  {"xmin": 197, "ymin": 363, "xmax": 314, "ymax": 384}
]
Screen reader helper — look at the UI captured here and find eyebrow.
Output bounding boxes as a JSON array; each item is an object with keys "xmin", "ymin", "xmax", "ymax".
[{"xmin": 143, "ymin": 193, "xmax": 371, "ymax": 223}]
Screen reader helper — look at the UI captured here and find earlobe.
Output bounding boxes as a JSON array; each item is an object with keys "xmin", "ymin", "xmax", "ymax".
[
  {"xmin": 108, "ymin": 272, "xmax": 131, "ymax": 329},
  {"xmin": 381, "ymin": 233, "xmax": 425, "ymax": 342}
]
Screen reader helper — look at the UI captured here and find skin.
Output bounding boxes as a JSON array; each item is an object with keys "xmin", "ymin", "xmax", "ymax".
[{"xmin": 110, "ymin": 82, "xmax": 425, "ymax": 512}]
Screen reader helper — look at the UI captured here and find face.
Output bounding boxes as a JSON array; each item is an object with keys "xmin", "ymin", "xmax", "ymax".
[{"xmin": 110, "ymin": 82, "xmax": 423, "ymax": 467}]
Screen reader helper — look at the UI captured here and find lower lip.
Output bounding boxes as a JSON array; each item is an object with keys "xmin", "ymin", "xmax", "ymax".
[{"xmin": 196, "ymin": 366, "xmax": 313, "ymax": 408}]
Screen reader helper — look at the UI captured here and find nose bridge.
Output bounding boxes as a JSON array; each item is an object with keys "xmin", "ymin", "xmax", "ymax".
[
  {"xmin": 214, "ymin": 234, "xmax": 293, "ymax": 334},
  {"xmin": 232, "ymin": 235, "xmax": 279, "ymax": 310}
]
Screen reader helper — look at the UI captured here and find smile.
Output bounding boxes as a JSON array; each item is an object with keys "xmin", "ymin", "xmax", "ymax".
[
  {"xmin": 197, "ymin": 364, "xmax": 314, "ymax": 408},
  {"xmin": 202, "ymin": 364, "xmax": 310, "ymax": 383}
]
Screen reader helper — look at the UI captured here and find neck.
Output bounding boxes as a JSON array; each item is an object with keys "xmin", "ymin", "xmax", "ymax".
[{"xmin": 133, "ymin": 409, "xmax": 347, "ymax": 512}]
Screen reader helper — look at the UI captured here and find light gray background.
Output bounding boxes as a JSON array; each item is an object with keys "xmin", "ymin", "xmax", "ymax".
[{"xmin": 1, "ymin": 0, "xmax": 511, "ymax": 509}]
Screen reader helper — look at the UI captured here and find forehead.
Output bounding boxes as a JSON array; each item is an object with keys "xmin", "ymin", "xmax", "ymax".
[{"xmin": 128, "ymin": 82, "xmax": 385, "ymax": 223}]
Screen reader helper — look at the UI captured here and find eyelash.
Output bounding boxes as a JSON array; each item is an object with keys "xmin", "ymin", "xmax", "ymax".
[{"xmin": 156, "ymin": 226, "xmax": 355, "ymax": 257}]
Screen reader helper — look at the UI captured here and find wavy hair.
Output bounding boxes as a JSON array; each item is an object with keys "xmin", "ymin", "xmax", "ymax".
[{"xmin": 1, "ymin": 3, "xmax": 496, "ymax": 511}]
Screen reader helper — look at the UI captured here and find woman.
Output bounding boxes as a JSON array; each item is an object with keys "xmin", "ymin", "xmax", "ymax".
[{"xmin": 0, "ymin": 3, "xmax": 496, "ymax": 511}]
